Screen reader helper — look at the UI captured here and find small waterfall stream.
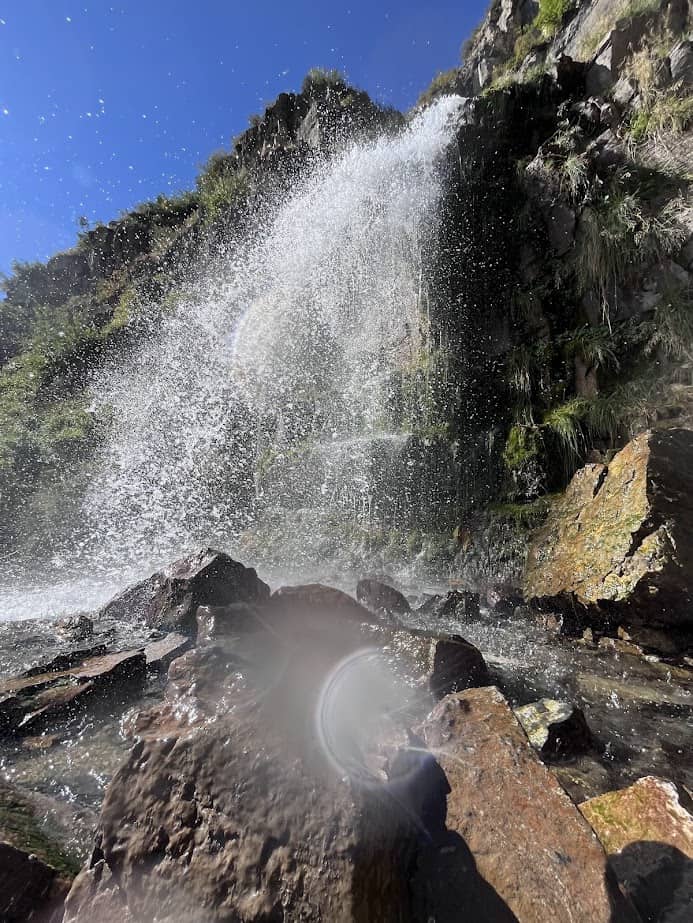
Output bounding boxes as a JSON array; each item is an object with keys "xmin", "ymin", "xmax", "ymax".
[{"xmin": 3, "ymin": 96, "xmax": 464, "ymax": 619}]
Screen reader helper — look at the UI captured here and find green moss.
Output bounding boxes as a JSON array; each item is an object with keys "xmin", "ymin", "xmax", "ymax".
[
  {"xmin": 503, "ymin": 424, "xmax": 540, "ymax": 471},
  {"xmin": 490, "ymin": 496, "xmax": 553, "ymax": 529},
  {"xmin": 0, "ymin": 787, "xmax": 82, "ymax": 878}
]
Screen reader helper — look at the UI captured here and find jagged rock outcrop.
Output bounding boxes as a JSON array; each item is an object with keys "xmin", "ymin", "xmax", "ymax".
[
  {"xmin": 524, "ymin": 430, "xmax": 693, "ymax": 627},
  {"xmin": 100, "ymin": 548, "xmax": 270, "ymax": 634}
]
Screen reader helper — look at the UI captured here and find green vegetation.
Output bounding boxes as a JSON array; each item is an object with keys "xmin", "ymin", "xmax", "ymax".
[
  {"xmin": 644, "ymin": 283, "xmax": 693, "ymax": 361},
  {"xmin": 196, "ymin": 152, "xmax": 250, "ymax": 222},
  {"xmin": 0, "ymin": 785, "xmax": 82, "ymax": 878},
  {"xmin": 490, "ymin": 495, "xmax": 553, "ymax": 529},
  {"xmin": 301, "ymin": 67, "xmax": 347, "ymax": 96},
  {"xmin": 503, "ymin": 423, "xmax": 540, "ymax": 470},
  {"xmin": 535, "ymin": 0, "xmax": 572, "ymax": 39},
  {"xmin": 417, "ymin": 68, "xmax": 461, "ymax": 107},
  {"xmin": 574, "ymin": 174, "xmax": 687, "ymax": 324}
]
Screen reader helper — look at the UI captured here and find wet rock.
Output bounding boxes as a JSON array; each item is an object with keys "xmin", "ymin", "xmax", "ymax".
[
  {"xmin": 100, "ymin": 548, "xmax": 270, "ymax": 634},
  {"xmin": 0, "ymin": 780, "xmax": 83, "ymax": 921},
  {"xmin": 143, "ymin": 633, "xmax": 191, "ymax": 671},
  {"xmin": 524, "ymin": 430, "xmax": 693, "ymax": 630},
  {"xmin": 515, "ymin": 698, "xmax": 592, "ymax": 758},
  {"xmin": 63, "ymin": 623, "xmax": 417, "ymax": 922},
  {"xmin": 580, "ymin": 776, "xmax": 693, "ymax": 922},
  {"xmin": 0, "ymin": 842, "xmax": 67, "ymax": 922},
  {"xmin": 194, "ymin": 602, "xmax": 267, "ymax": 643},
  {"xmin": 429, "ymin": 636, "xmax": 490, "ymax": 698},
  {"xmin": 421, "ymin": 687, "xmax": 637, "ymax": 922},
  {"xmin": 0, "ymin": 650, "xmax": 147, "ymax": 736},
  {"xmin": 417, "ymin": 589, "xmax": 481, "ymax": 620},
  {"xmin": 356, "ymin": 578, "xmax": 411, "ymax": 617},
  {"xmin": 269, "ymin": 582, "xmax": 373, "ymax": 623},
  {"xmin": 54, "ymin": 615, "xmax": 93, "ymax": 643}
]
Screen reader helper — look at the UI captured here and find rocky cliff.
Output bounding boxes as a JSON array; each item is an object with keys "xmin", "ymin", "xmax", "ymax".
[{"xmin": 1, "ymin": 1, "xmax": 692, "ymax": 585}]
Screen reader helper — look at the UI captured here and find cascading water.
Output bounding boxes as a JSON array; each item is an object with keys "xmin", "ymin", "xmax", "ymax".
[{"xmin": 2, "ymin": 95, "xmax": 464, "ymax": 619}]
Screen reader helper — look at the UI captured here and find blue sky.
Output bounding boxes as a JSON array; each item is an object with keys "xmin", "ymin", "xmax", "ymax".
[{"xmin": 0, "ymin": 1, "xmax": 484, "ymax": 277}]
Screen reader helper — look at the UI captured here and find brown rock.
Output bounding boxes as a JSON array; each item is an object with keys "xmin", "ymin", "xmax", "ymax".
[
  {"xmin": 0, "ymin": 650, "xmax": 146, "ymax": 736},
  {"xmin": 0, "ymin": 842, "xmax": 64, "ymax": 922},
  {"xmin": 269, "ymin": 582, "xmax": 373, "ymax": 622},
  {"xmin": 100, "ymin": 548, "xmax": 270, "ymax": 634},
  {"xmin": 524, "ymin": 430, "xmax": 693, "ymax": 628},
  {"xmin": 63, "ymin": 624, "xmax": 417, "ymax": 922},
  {"xmin": 580, "ymin": 776, "xmax": 693, "ymax": 922},
  {"xmin": 356, "ymin": 578, "xmax": 411, "ymax": 616},
  {"xmin": 421, "ymin": 687, "xmax": 637, "ymax": 922},
  {"xmin": 143, "ymin": 633, "xmax": 191, "ymax": 670}
]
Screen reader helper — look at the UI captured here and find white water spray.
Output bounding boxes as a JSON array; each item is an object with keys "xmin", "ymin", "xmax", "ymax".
[{"xmin": 2, "ymin": 96, "xmax": 463, "ymax": 619}]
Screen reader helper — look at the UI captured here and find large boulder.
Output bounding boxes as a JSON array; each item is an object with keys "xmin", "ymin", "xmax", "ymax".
[
  {"xmin": 63, "ymin": 614, "xmax": 419, "ymax": 922},
  {"xmin": 420, "ymin": 687, "xmax": 638, "ymax": 922},
  {"xmin": 580, "ymin": 776, "xmax": 693, "ymax": 922},
  {"xmin": 524, "ymin": 430, "xmax": 693, "ymax": 627},
  {"xmin": 100, "ymin": 548, "xmax": 270, "ymax": 634},
  {"xmin": 356, "ymin": 578, "xmax": 411, "ymax": 617}
]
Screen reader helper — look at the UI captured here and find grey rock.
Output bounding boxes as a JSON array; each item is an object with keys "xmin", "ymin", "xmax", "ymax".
[{"xmin": 515, "ymin": 698, "xmax": 593, "ymax": 757}]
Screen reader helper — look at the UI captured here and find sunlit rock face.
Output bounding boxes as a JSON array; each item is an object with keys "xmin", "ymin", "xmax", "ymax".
[{"xmin": 524, "ymin": 429, "xmax": 693, "ymax": 627}]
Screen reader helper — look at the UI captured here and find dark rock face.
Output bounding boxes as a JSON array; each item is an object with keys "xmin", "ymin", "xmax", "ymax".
[
  {"xmin": 356, "ymin": 578, "xmax": 411, "ymax": 617},
  {"xmin": 421, "ymin": 687, "xmax": 638, "ymax": 922},
  {"xmin": 429, "ymin": 636, "xmax": 490, "ymax": 697},
  {"xmin": 269, "ymin": 582, "xmax": 374, "ymax": 622},
  {"xmin": 525, "ymin": 430, "xmax": 693, "ymax": 629},
  {"xmin": 417, "ymin": 589, "xmax": 481, "ymax": 620},
  {"xmin": 100, "ymin": 548, "xmax": 270, "ymax": 634},
  {"xmin": 515, "ymin": 698, "xmax": 592, "ymax": 758},
  {"xmin": 0, "ymin": 649, "xmax": 146, "ymax": 737},
  {"xmin": 0, "ymin": 841, "xmax": 67, "ymax": 922}
]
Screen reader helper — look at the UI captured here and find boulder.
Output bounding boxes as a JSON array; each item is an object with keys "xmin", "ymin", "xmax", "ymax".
[
  {"xmin": 356, "ymin": 578, "xmax": 411, "ymax": 617},
  {"xmin": 100, "ymin": 548, "xmax": 270, "ymax": 634},
  {"xmin": 0, "ymin": 780, "xmax": 83, "ymax": 921},
  {"xmin": 63, "ymin": 624, "xmax": 418, "ymax": 922},
  {"xmin": 269, "ymin": 582, "xmax": 373, "ymax": 622},
  {"xmin": 514, "ymin": 698, "xmax": 592, "ymax": 757},
  {"xmin": 580, "ymin": 776, "xmax": 693, "ymax": 922},
  {"xmin": 143, "ymin": 633, "xmax": 191, "ymax": 671},
  {"xmin": 417, "ymin": 589, "xmax": 481, "ymax": 620},
  {"xmin": 429, "ymin": 637, "xmax": 490, "ymax": 697},
  {"xmin": 524, "ymin": 430, "xmax": 693, "ymax": 629},
  {"xmin": 420, "ymin": 687, "xmax": 638, "ymax": 922}
]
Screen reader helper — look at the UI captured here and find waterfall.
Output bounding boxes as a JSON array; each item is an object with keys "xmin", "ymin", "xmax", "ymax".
[{"xmin": 2, "ymin": 95, "xmax": 464, "ymax": 619}]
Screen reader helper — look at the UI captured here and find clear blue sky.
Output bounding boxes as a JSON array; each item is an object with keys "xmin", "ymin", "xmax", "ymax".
[{"xmin": 0, "ymin": 1, "xmax": 484, "ymax": 277}]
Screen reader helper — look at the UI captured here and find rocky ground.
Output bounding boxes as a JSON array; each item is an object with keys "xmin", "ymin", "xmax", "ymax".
[{"xmin": 1, "ymin": 430, "xmax": 693, "ymax": 922}]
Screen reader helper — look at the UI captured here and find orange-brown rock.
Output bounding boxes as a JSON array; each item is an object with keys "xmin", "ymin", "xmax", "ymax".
[
  {"xmin": 580, "ymin": 776, "xmax": 693, "ymax": 922},
  {"xmin": 524, "ymin": 429, "xmax": 693, "ymax": 627},
  {"xmin": 420, "ymin": 686, "xmax": 638, "ymax": 922}
]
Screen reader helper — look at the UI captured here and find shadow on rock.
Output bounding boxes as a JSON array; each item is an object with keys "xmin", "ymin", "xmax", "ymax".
[
  {"xmin": 609, "ymin": 840, "xmax": 693, "ymax": 923},
  {"xmin": 388, "ymin": 737, "xmax": 519, "ymax": 923}
]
